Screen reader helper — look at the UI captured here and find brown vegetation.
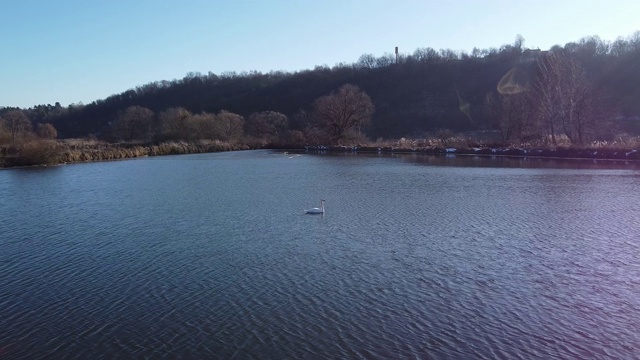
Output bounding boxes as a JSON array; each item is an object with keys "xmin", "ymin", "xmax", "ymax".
[
  {"xmin": 1, "ymin": 139, "xmax": 250, "ymax": 168},
  {"xmin": 3, "ymin": 33, "xmax": 640, "ymax": 167},
  {"xmin": 2, "ymin": 110, "xmax": 32, "ymax": 146},
  {"xmin": 36, "ymin": 123, "xmax": 58, "ymax": 139},
  {"xmin": 2, "ymin": 130, "xmax": 639, "ymax": 169},
  {"xmin": 311, "ymin": 84, "xmax": 375, "ymax": 144}
]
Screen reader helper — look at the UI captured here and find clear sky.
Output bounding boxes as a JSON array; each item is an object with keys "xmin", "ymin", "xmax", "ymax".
[{"xmin": 1, "ymin": 0, "xmax": 638, "ymax": 109}]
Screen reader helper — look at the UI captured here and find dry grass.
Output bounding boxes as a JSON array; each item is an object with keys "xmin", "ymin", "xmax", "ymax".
[
  {"xmin": 1, "ymin": 140, "xmax": 63, "ymax": 167},
  {"xmin": 368, "ymin": 133, "xmax": 640, "ymax": 152},
  {"xmin": 3, "ymin": 133, "xmax": 640, "ymax": 168},
  {"xmin": 371, "ymin": 136, "xmax": 480, "ymax": 149},
  {"xmin": 59, "ymin": 140, "xmax": 249, "ymax": 164},
  {"xmin": 1, "ymin": 139, "xmax": 249, "ymax": 168},
  {"xmin": 588, "ymin": 134, "xmax": 640, "ymax": 149}
]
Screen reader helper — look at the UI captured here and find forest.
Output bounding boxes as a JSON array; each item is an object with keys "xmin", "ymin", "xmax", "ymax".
[{"xmin": 1, "ymin": 32, "xmax": 640, "ymax": 166}]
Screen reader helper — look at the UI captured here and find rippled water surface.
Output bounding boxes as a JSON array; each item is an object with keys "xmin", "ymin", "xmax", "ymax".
[{"xmin": 1, "ymin": 151, "xmax": 640, "ymax": 359}]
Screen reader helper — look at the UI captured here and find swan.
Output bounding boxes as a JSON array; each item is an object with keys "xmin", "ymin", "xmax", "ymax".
[{"xmin": 304, "ymin": 199, "xmax": 325, "ymax": 214}]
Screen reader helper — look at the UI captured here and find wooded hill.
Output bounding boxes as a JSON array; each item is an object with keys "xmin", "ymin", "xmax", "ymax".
[{"xmin": 3, "ymin": 33, "xmax": 640, "ymax": 144}]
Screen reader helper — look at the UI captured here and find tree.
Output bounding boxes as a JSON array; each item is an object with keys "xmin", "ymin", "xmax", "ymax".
[
  {"xmin": 214, "ymin": 111, "xmax": 245, "ymax": 142},
  {"xmin": 413, "ymin": 47, "xmax": 440, "ymax": 63},
  {"xmin": 11, "ymin": 33, "xmax": 639, "ymax": 142},
  {"xmin": 312, "ymin": 84, "xmax": 375, "ymax": 144},
  {"xmin": 356, "ymin": 53, "xmax": 378, "ymax": 69},
  {"xmin": 485, "ymin": 89, "xmax": 537, "ymax": 143},
  {"xmin": 159, "ymin": 107, "xmax": 193, "ymax": 141},
  {"xmin": 375, "ymin": 54, "xmax": 395, "ymax": 68},
  {"xmin": 533, "ymin": 51, "xmax": 614, "ymax": 145},
  {"xmin": 113, "ymin": 106, "xmax": 155, "ymax": 142},
  {"xmin": 246, "ymin": 111, "xmax": 288, "ymax": 143},
  {"xmin": 0, "ymin": 116, "xmax": 8, "ymax": 144},
  {"xmin": 191, "ymin": 112, "xmax": 217, "ymax": 140},
  {"xmin": 36, "ymin": 123, "xmax": 58, "ymax": 139},
  {"xmin": 3, "ymin": 110, "xmax": 32, "ymax": 146}
]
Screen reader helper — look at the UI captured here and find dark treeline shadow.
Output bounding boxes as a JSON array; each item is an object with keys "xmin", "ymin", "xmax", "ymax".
[{"xmin": 2, "ymin": 32, "xmax": 640, "ymax": 149}]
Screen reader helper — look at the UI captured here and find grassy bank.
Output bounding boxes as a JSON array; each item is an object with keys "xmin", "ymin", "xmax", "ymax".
[
  {"xmin": 289, "ymin": 134, "xmax": 640, "ymax": 161},
  {"xmin": 0, "ymin": 139, "xmax": 250, "ymax": 168},
  {"xmin": 2, "ymin": 135, "xmax": 640, "ymax": 169}
]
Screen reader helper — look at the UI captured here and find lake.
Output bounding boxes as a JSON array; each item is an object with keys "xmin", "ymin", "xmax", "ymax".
[{"xmin": 1, "ymin": 150, "xmax": 639, "ymax": 359}]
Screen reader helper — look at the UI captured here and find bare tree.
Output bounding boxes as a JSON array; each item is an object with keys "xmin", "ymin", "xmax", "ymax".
[
  {"xmin": 534, "ymin": 54, "xmax": 562, "ymax": 145},
  {"xmin": 3, "ymin": 110, "xmax": 32, "ymax": 146},
  {"xmin": 534, "ymin": 52, "xmax": 614, "ymax": 145},
  {"xmin": 0, "ymin": 116, "xmax": 8, "ymax": 145},
  {"xmin": 312, "ymin": 84, "xmax": 374, "ymax": 144},
  {"xmin": 113, "ymin": 106, "xmax": 155, "ymax": 142},
  {"xmin": 215, "ymin": 111, "xmax": 245, "ymax": 142},
  {"xmin": 36, "ymin": 123, "xmax": 58, "ymax": 139},
  {"xmin": 246, "ymin": 111, "xmax": 288, "ymax": 143},
  {"xmin": 356, "ymin": 54, "xmax": 378, "ymax": 69},
  {"xmin": 375, "ymin": 54, "xmax": 395, "ymax": 68},
  {"xmin": 159, "ymin": 107, "xmax": 193, "ymax": 141},
  {"xmin": 191, "ymin": 112, "xmax": 217, "ymax": 140},
  {"xmin": 485, "ymin": 91, "xmax": 536, "ymax": 143},
  {"xmin": 413, "ymin": 47, "xmax": 440, "ymax": 62}
]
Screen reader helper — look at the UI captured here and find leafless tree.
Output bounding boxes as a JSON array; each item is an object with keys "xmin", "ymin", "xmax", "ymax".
[
  {"xmin": 159, "ymin": 107, "xmax": 193, "ymax": 141},
  {"xmin": 0, "ymin": 116, "xmax": 8, "ymax": 145},
  {"xmin": 246, "ymin": 111, "xmax": 288, "ymax": 143},
  {"xmin": 215, "ymin": 111, "xmax": 245, "ymax": 142},
  {"xmin": 312, "ymin": 84, "xmax": 374, "ymax": 144},
  {"xmin": 36, "ymin": 123, "xmax": 58, "ymax": 139},
  {"xmin": 356, "ymin": 54, "xmax": 378, "ymax": 69},
  {"xmin": 485, "ymin": 91, "xmax": 536, "ymax": 143},
  {"xmin": 3, "ymin": 110, "xmax": 32, "ymax": 146},
  {"xmin": 113, "ymin": 106, "xmax": 155, "ymax": 142},
  {"xmin": 413, "ymin": 47, "xmax": 440, "ymax": 62},
  {"xmin": 534, "ymin": 52, "xmax": 614, "ymax": 145},
  {"xmin": 191, "ymin": 112, "xmax": 217, "ymax": 140}
]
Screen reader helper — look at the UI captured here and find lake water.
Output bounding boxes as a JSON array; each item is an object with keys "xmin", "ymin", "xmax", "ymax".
[{"xmin": 1, "ymin": 150, "xmax": 640, "ymax": 359}]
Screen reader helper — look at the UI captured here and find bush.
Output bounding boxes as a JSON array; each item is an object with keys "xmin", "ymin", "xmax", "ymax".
[{"xmin": 7, "ymin": 140, "xmax": 62, "ymax": 166}]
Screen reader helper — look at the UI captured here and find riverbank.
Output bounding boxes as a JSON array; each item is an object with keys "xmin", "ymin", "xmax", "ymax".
[
  {"xmin": 0, "ymin": 140, "xmax": 250, "ymax": 168},
  {"xmin": 2, "ymin": 139, "xmax": 640, "ymax": 168},
  {"xmin": 299, "ymin": 145, "xmax": 640, "ymax": 161}
]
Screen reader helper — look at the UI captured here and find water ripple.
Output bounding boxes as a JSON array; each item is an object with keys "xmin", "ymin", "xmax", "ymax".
[{"xmin": 1, "ymin": 152, "xmax": 640, "ymax": 359}]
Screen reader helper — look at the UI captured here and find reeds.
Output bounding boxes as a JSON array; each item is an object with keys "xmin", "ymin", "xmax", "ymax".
[
  {"xmin": 0, "ymin": 139, "xmax": 249, "ymax": 168},
  {"xmin": 2, "ymin": 134, "xmax": 639, "ymax": 169}
]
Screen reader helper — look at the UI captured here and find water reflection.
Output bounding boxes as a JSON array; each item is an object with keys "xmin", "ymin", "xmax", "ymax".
[{"xmin": 303, "ymin": 151, "xmax": 640, "ymax": 170}]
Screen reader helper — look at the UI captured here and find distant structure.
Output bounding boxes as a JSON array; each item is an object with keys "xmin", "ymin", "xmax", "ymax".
[{"xmin": 395, "ymin": 47, "xmax": 398, "ymax": 64}]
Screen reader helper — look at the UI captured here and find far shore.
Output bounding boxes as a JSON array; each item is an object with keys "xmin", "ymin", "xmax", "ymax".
[
  {"xmin": 2, "ymin": 139, "xmax": 640, "ymax": 169},
  {"xmin": 297, "ymin": 145, "xmax": 640, "ymax": 161}
]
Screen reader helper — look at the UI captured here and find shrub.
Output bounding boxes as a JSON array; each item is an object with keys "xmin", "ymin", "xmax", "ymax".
[{"xmin": 9, "ymin": 140, "xmax": 62, "ymax": 166}]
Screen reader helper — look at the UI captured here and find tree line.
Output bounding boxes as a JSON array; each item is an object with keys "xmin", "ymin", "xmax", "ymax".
[
  {"xmin": 1, "ymin": 83, "xmax": 375, "ymax": 148},
  {"xmin": 2, "ymin": 32, "xmax": 640, "ymax": 147},
  {"xmin": 485, "ymin": 49, "xmax": 619, "ymax": 145},
  {"xmin": 0, "ymin": 109, "xmax": 57, "ymax": 146},
  {"xmin": 107, "ymin": 83, "xmax": 374, "ymax": 146}
]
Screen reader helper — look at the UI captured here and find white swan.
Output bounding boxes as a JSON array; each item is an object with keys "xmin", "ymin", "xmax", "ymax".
[{"xmin": 305, "ymin": 199, "xmax": 325, "ymax": 214}]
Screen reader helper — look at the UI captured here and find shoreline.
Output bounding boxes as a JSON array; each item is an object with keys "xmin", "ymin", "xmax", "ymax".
[
  {"xmin": 2, "ymin": 142, "xmax": 640, "ymax": 169},
  {"xmin": 295, "ymin": 145, "xmax": 640, "ymax": 162},
  {"xmin": 0, "ymin": 141, "xmax": 250, "ymax": 169}
]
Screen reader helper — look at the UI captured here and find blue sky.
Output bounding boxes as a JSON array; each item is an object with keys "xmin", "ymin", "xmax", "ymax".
[{"xmin": 1, "ymin": 0, "xmax": 638, "ymax": 108}]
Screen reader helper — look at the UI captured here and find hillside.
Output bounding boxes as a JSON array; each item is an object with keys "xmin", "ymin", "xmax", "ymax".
[{"xmin": 3, "ymin": 33, "xmax": 640, "ymax": 143}]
